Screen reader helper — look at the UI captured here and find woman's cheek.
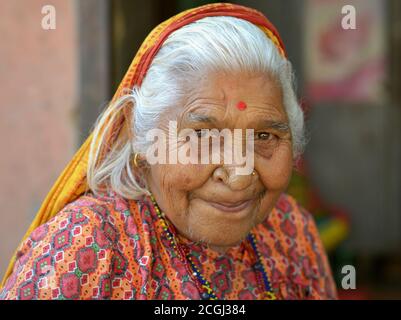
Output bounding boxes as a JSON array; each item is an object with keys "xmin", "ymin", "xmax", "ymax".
[
  {"xmin": 166, "ymin": 163, "xmax": 213, "ymax": 191},
  {"xmin": 257, "ymin": 142, "xmax": 293, "ymax": 191}
]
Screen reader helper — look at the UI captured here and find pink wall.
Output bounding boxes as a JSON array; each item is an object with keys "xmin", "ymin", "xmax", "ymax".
[{"xmin": 0, "ymin": 0, "xmax": 78, "ymax": 278}]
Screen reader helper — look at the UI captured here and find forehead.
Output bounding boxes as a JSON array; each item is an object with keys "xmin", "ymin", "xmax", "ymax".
[{"xmin": 178, "ymin": 71, "xmax": 287, "ymax": 123}]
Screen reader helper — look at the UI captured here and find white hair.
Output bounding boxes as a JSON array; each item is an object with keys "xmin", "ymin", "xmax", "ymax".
[{"xmin": 87, "ymin": 16, "xmax": 305, "ymax": 199}]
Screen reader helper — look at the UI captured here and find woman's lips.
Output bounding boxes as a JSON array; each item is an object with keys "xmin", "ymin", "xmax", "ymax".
[{"xmin": 206, "ymin": 199, "xmax": 253, "ymax": 213}]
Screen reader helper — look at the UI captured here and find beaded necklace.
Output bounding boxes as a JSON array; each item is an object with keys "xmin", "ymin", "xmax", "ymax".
[{"xmin": 149, "ymin": 194, "xmax": 277, "ymax": 300}]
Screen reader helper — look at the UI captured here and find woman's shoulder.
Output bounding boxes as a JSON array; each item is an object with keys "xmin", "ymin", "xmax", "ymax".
[
  {"xmin": 21, "ymin": 193, "xmax": 115, "ymax": 246},
  {"xmin": 0, "ymin": 192, "xmax": 139, "ymax": 300},
  {"xmin": 267, "ymin": 193, "xmax": 317, "ymax": 234},
  {"xmin": 262, "ymin": 192, "xmax": 325, "ymax": 252},
  {"xmin": 273, "ymin": 193, "xmax": 311, "ymax": 218},
  {"xmin": 27, "ymin": 191, "xmax": 142, "ymax": 253},
  {"xmin": 59, "ymin": 191, "xmax": 131, "ymax": 220},
  {"xmin": 48, "ymin": 191, "xmax": 140, "ymax": 236},
  {"xmin": 257, "ymin": 193, "xmax": 338, "ymax": 299}
]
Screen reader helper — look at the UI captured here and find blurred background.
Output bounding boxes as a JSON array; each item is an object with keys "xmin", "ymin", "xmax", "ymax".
[{"xmin": 0, "ymin": 0, "xmax": 400, "ymax": 299}]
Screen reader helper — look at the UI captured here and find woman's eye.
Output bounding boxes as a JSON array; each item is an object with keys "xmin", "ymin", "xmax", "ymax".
[{"xmin": 257, "ymin": 132, "xmax": 273, "ymax": 140}]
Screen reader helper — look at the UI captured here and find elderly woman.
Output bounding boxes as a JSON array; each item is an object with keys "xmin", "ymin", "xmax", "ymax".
[{"xmin": 0, "ymin": 3, "xmax": 337, "ymax": 300}]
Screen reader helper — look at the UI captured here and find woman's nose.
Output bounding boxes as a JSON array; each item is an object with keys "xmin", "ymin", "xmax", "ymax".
[{"xmin": 212, "ymin": 166, "xmax": 254, "ymax": 191}]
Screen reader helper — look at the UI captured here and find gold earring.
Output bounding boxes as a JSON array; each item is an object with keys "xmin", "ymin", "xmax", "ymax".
[
  {"xmin": 133, "ymin": 153, "xmax": 140, "ymax": 167},
  {"xmin": 252, "ymin": 170, "xmax": 256, "ymax": 176}
]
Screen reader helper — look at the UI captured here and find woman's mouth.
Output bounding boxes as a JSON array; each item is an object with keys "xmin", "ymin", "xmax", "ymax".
[{"xmin": 206, "ymin": 199, "xmax": 253, "ymax": 213}]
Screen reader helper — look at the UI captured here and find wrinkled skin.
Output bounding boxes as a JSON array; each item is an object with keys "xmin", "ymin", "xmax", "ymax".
[{"xmin": 144, "ymin": 71, "xmax": 293, "ymax": 253}]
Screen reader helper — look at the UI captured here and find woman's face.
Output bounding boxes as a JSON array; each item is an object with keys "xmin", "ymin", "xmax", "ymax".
[{"xmin": 145, "ymin": 71, "xmax": 293, "ymax": 251}]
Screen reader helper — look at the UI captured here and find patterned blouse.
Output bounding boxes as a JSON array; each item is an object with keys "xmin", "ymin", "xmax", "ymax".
[{"xmin": 0, "ymin": 192, "xmax": 337, "ymax": 300}]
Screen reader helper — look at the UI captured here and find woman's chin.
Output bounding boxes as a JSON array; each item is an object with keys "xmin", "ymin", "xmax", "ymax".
[
  {"xmin": 185, "ymin": 221, "xmax": 254, "ymax": 248},
  {"xmin": 174, "ymin": 199, "xmax": 260, "ymax": 246}
]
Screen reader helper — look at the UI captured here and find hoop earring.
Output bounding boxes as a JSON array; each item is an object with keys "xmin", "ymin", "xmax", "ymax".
[{"xmin": 133, "ymin": 153, "xmax": 140, "ymax": 167}]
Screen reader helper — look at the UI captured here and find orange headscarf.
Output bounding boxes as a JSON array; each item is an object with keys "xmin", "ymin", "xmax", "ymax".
[{"xmin": 1, "ymin": 2, "xmax": 286, "ymax": 287}]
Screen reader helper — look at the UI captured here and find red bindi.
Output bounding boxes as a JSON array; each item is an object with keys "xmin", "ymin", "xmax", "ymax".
[{"xmin": 236, "ymin": 101, "xmax": 247, "ymax": 111}]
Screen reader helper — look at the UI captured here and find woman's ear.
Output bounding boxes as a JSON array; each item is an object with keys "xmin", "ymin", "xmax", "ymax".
[
  {"xmin": 130, "ymin": 153, "xmax": 150, "ymax": 190},
  {"xmin": 131, "ymin": 153, "xmax": 149, "ymax": 170}
]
